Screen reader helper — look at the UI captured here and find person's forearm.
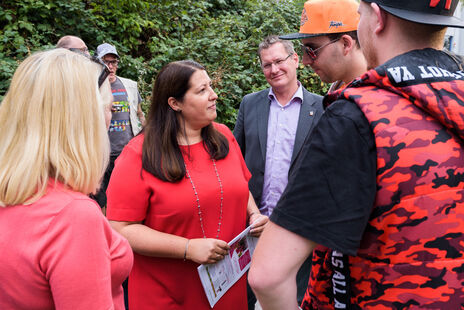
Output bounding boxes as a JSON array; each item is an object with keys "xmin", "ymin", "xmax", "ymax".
[
  {"xmin": 253, "ymin": 269, "xmax": 300, "ymax": 310},
  {"xmin": 110, "ymin": 221, "xmax": 187, "ymax": 258},
  {"xmin": 247, "ymin": 191, "xmax": 260, "ymax": 216},
  {"xmin": 250, "ymin": 230, "xmax": 300, "ymax": 310},
  {"xmin": 110, "ymin": 220, "xmax": 230, "ymax": 264},
  {"xmin": 249, "ymin": 222, "xmax": 316, "ymax": 309},
  {"xmin": 246, "ymin": 191, "xmax": 268, "ymax": 236}
]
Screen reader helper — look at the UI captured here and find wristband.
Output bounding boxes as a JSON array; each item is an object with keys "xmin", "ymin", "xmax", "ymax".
[{"xmin": 183, "ymin": 239, "xmax": 190, "ymax": 262}]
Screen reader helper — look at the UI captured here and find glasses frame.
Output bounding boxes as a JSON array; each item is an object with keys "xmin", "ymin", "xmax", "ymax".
[
  {"xmin": 102, "ymin": 59, "xmax": 120, "ymax": 67},
  {"xmin": 261, "ymin": 53, "xmax": 293, "ymax": 71},
  {"xmin": 301, "ymin": 37, "xmax": 341, "ymax": 61}
]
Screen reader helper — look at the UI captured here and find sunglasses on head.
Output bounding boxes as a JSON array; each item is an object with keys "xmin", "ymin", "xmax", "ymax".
[
  {"xmin": 91, "ymin": 56, "xmax": 111, "ymax": 88},
  {"xmin": 66, "ymin": 48, "xmax": 110, "ymax": 88},
  {"xmin": 68, "ymin": 47, "xmax": 89, "ymax": 55}
]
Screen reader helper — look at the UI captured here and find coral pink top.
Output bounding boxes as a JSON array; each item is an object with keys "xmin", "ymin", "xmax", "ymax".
[
  {"xmin": 0, "ymin": 182, "xmax": 133, "ymax": 310},
  {"xmin": 107, "ymin": 123, "xmax": 250, "ymax": 309}
]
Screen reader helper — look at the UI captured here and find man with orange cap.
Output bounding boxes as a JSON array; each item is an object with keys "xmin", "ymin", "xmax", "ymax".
[
  {"xmin": 250, "ymin": 0, "xmax": 464, "ymax": 309},
  {"xmin": 280, "ymin": 0, "xmax": 366, "ymax": 92}
]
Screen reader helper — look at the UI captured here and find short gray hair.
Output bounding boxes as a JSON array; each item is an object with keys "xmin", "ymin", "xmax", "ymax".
[{"xmin": 258, "ymin": 35, "xmax": 295, "ymax": 62}]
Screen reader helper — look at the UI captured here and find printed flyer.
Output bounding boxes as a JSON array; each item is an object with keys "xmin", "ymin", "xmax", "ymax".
[{"xmin": 197, "ymin": 226, "xmax": 258, "ymax": 308}]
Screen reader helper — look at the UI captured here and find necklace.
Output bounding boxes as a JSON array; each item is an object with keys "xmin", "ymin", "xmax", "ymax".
[{"xmin": 185, "ymin": 159, "xmax": 224, "ymax": 239}]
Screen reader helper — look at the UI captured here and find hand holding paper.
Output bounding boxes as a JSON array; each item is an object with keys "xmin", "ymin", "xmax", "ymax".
[{"xmin": 187, "ymin": 238, "xmax": 230, "ymax": 264}]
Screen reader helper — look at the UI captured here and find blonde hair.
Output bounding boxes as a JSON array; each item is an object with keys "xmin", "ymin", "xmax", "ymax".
[{"xmin": 0, "ymin": 48, "xmax": 110, "ymax": 206}]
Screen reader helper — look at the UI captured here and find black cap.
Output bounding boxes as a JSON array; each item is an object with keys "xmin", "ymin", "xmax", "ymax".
[{"xmin": 363, "ymin": 0, "xmax": 464, "ymax": 28}]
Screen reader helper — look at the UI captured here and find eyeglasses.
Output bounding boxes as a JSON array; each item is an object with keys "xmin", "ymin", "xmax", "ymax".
[
  {"xmin": 300, "ymin": 38, "xmax": 340, "ymax": 61},
  {"xmin": 91, "ymin": 56, "xmax": 111, "ymax": 88},
  {"xmin": 103, "ymin": 59, "xmax": 119, "ymax": 67},
  {"xmin": 261, "ymin": 54, "xmax": 293, "ymax": 71}
]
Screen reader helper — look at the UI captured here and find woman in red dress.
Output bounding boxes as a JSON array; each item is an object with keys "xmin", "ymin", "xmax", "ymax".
[{"xmin": 107, "ymin": 60, "xmax": 268, "ymax": 309}]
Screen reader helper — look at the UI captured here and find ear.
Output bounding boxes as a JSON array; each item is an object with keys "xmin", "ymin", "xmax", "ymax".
[
  {"xmin": 168, "ymin": 97, "xmax": 181, "ymax": 112},
  {"xmin": 340, "ymin": 34, "xmax": 354, "ymax": 56},
  {"xmin": 291, "ymin": 52, "xmax": 299, "ymax": 68},
  {"xmin": 371, "ymin": 2, "xmax": 386, "ymax": 35}
]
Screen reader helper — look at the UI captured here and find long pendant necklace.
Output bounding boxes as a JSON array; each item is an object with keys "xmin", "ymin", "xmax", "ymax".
[{"xmin": 185, "ymin": 159, "xmax": 224, "ymax": 239}]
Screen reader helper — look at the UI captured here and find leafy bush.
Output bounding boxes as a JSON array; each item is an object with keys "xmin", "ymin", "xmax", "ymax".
[{"xmin": 0, "ymin": 0, "xmax": 329, "ymax": 128}]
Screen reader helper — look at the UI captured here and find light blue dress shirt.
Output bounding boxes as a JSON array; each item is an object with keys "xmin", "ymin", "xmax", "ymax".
[{"xmin": 259, "ymin": 83, "xmax": 303, "ymax": 216}]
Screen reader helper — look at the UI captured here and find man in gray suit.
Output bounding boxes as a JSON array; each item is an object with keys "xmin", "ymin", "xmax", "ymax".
[{"xmin": 233, "ymin": 35, "xmax": 323, "ymax": 308}]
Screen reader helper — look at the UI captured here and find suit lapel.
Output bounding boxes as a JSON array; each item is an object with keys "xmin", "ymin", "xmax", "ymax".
[
  {"xmin": 291, "ymin": 90, "xmax": 317, "ymax": 164},
  {"xmin": 257, "ymin": 90, "xmax": 270, "ymax": 162}
]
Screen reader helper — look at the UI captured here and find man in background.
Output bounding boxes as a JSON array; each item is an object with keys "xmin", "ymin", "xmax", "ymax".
[
  {"xmin": 233, "ymin": 35, "xmax": 323, "ymax": 308},
  {"xmin": 280, "ymin": 0, "xmax": 366, "ymax": 92},
  {"xmin": 93, "ymin": 43, "xmax": 145, "ymax": 209},
  {"xmin": 56, "ymin": 35, "xmax": 90, "ymax": 57}
]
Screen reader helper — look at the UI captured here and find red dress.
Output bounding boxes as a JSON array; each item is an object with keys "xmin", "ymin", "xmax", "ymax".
[{"xmin": 107, "ymin": 123, "xmax": 250, "ymax": 310}]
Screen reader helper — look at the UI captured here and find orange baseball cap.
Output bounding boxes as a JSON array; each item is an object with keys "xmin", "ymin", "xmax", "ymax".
[{"xmin": 280, "ymin": 0, "xmax": 360, "ymax": 40}]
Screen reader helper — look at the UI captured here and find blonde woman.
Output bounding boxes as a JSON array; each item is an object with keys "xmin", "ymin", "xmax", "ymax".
[{"xmin": 0, "ymin": 49, "xmax": 133, "ymax": 310}]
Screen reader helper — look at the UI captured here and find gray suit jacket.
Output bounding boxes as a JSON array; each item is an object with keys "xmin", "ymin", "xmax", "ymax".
[{"xmin": 233, "ymin": 87, "xmax": 323, "ymax": 206}]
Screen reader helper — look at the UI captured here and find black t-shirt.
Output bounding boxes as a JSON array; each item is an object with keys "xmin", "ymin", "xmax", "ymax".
[{"xmin": 270, "ymin": 99, "xmax": 377, "ymax": 256}]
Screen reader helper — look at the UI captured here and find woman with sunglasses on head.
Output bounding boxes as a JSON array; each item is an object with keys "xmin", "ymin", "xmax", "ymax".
[
  {"xmin": 0, "ymin": 48, "xmax": 133, "ymax": 310},
  {"xmin": 107, "ymin": 60, "xmax": 268, "ymax": 310}
]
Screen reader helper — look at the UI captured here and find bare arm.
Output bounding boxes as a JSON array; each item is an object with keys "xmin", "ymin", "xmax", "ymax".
[
  {"xmin": 110, "ymin": 221, "xmax": 229, "ymax": 264},
  {"xmin": 246, "ymin": 191, "xmax": 268, "ymax": 237},
  {"xmin": 136, "ymin": 104, "xmax": 146, "ymax": 126},
  {"xmin": 249, "ymin": 222, "xmax": 316, "ymax": 310}
]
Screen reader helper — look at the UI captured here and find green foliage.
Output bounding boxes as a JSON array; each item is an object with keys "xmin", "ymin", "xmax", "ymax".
[{"xmin": 0, "ymin": 0, "xmax": 329, "ymax": 127}]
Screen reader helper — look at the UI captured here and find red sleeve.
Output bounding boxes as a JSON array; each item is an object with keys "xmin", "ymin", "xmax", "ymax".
[
  {"xmin": 41, "ymin": 200, "xmax": 115, "ymax": 309},
  {"xmin": 214, "ymin": 122, "xmax": 251, "ymax": 181},
  {"xmin": 106, "ymin": 137, "xmax": 151, "ymax": 221}
]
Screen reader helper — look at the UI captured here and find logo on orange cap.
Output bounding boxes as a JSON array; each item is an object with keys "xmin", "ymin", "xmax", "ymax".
[
  {"xmin": 280, "ymin": 0, "xmax": 359, "ymax": 40},
  {"xmin": 300, "ymin": 9, "xmax": 308, "ymax": 27},
  {"xmin": 329, "ymin": 21, "xmax": 345, "ymax": 29}
]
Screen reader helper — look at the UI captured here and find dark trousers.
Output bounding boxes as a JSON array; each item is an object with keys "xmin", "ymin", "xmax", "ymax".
[
  {"xmin": 91, "ymin": 154, "xmax": 119, "ymax": 208},
  {"xmin": 247, "ymin": 254, "xmax": 312, "ymax": 309},
  {"xmin": 91, "ymin": 154, "xmax": 129, "ymax": 309},
  {"xmin": 123, "ymin": 278, "xmax": 129, "ymax": 310}
]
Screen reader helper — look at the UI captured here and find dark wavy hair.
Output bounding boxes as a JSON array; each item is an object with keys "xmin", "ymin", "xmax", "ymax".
[{"xmin": 142, "ymin": 60, "xmax": 229, "ymax": 182}]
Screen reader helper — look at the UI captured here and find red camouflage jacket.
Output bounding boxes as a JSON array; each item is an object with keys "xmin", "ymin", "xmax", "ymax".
[{"xmin": 302, "ymin": 49, "xmax": 464, "ymax": 310}]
